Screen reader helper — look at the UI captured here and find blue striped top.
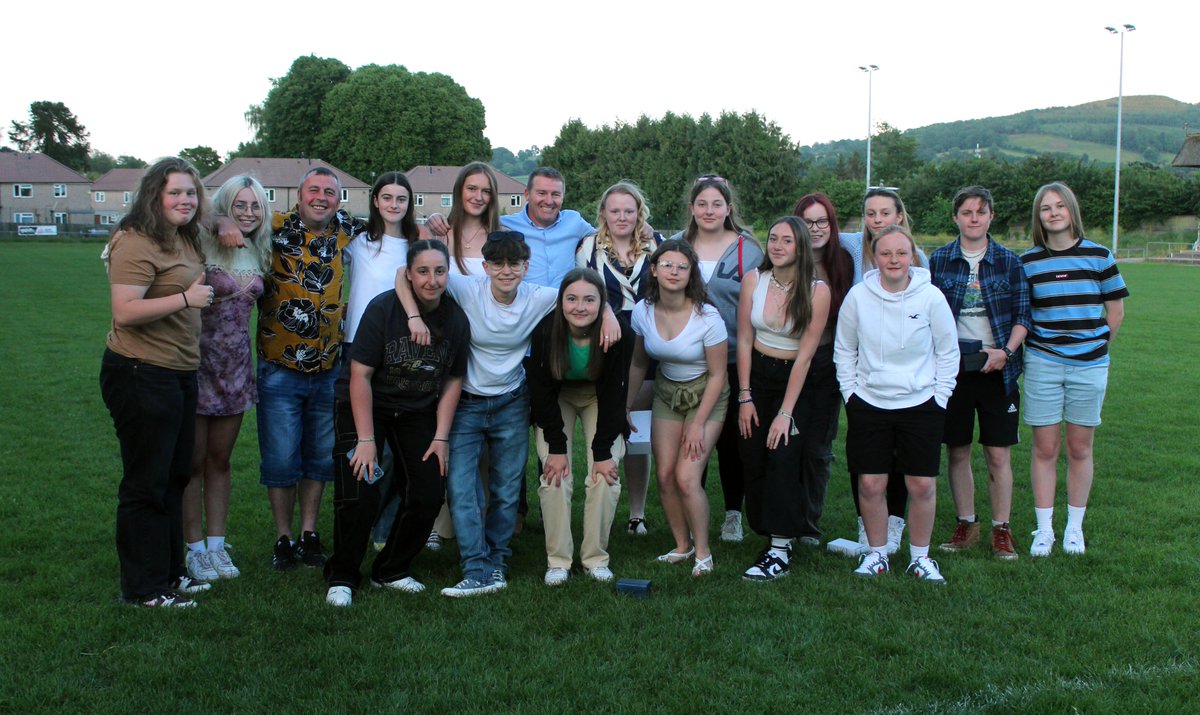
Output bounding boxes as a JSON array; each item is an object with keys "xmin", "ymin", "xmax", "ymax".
[{"xmin": 1020, "ymin": 239, "xmax": 1129, "ymax": 366}]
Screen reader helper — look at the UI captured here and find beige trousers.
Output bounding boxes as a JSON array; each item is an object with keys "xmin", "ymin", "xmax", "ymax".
[{"xmin": 535, "ymin": 383, "xmax": 624, "ymax": 570}]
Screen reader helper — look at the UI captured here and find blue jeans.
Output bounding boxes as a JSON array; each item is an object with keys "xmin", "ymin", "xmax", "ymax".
[
  {"xmin": 447, "ymin": 384, "xmax": 530, "ymax": 582},
  {"xmin": 256, "ymin": 361, "xmax": 337, "ymax": 487}
]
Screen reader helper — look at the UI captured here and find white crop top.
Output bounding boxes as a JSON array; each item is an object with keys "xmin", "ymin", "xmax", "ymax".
[{"xmin": 631, "ymin": 300, "xmax": 727, "ymax": 382}]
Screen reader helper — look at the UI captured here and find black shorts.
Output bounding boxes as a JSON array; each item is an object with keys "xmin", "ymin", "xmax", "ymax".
[
  {"xmin": 846, "ymin": 394, "xmax": 945, "ymax": 477},
  {"xmin": 942, "ymin": 370, "xmax": 1019, "ymax": 448}
]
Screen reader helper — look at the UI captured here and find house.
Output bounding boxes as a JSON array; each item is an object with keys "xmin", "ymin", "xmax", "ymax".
[
  {"xmin": 203, "ymin": 158, "xmax": 370, "ymax": 218},
  {"xmin": 404, "ymin": 165, "xmax": 526, "ymax": 222},
  {"xmin": 0, "ymin": 151, "xmax": 92, "ymax": 228},
  {"xmin": 90, "ymin": 168, "xmax": 145, "ymax": 227}
]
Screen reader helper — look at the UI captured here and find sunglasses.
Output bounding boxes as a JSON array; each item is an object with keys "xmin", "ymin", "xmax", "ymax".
[{"xmin": 487, "ymin": 230, "xmax": 526, "ymax": 243}]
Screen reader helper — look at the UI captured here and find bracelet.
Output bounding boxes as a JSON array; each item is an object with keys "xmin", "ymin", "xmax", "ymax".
[
  {"xmin": 182, "ymin": 292, "xmax": 189, "ymax": 308},
  {"xmin": 737, "ymin": 398, "xmax": 753, "ymax": 404},
  {"xmin": 407, "ymin": 314, "xmax": 420, "ymax": 320},
  {"xmin": 432, "ymin": 438, "xmax": 448, "ymax": 442},
  {"xmin": 357, "ymin": 436, "xmax": 375, "ymax": 443},
  {"xmin": 777, "ymin": 410, "xmax": 792, "ymax": 418},
  {"xmin": 737, "ymin": 387, "xmax": 752, "ymax": 394}
]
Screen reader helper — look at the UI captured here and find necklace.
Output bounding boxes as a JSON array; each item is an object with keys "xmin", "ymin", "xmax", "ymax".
[
  {"xmin": 463, "ymin": 225, "xmax": 484, "ymax": 250},
  {"xmin": 768, "ymin": 272, "xmax": 793, "ymax": 292},
  {"xmin": 961, "ymin": 243, "xmax": 987, "ymax": 260}
]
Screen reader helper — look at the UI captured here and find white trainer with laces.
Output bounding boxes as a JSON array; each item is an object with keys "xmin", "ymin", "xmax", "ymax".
[
  {"xmin": 186, "ymin": 550, "xmax": 219, "ymax": 582},
  {"xmin": 1030, "ymin": 528, "xmax": 1055, "ymax": 557},
  {"xmin": 209, "ymin": 547, "xmax": 240, "ymax": 579},
  {"xmin": 885, "ymin": 516, "xmax": 905, "ymax": 555},
  {"xmin": 1063, "ymin": 527, "xmax": 1086, "ymax": 555},
  {"xmin": 854, "ymin": 550, "xmax": 889, "ymax": 577},
  {"xmin": 372, "ymin": 576, "xmax": 425, "ymax": 593},
  {"xmin": 720, "ymin": 511, "xmax": 744, "ymax": 543},
  {"xmin": 906, "ymin": 555, "xmax": 947, "ymax": 584},
  {"xmin": 544, "ymin": 567, "xmax": 570, "ymax": 586},
  {"xmin": 326, "ymin": 586, "xmax": 352, "ymax": 607}
]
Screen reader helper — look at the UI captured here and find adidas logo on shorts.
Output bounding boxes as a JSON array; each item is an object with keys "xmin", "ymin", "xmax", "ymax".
[{"xmin": 1007, "ymin": 403, "xmax": 1017, "ymax": 413}]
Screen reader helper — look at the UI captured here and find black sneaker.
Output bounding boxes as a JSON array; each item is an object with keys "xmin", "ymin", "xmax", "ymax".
[
  {"xmin": 272, "ymin": 535, "xmax": 297, "ymax": 572},
  {"xmin": 295, "ymin": 531, "xmax": 327, "ymax": 567},
  {"xmin": 743, "ymin": 546, "xmax": 790, "ymax": 582}
]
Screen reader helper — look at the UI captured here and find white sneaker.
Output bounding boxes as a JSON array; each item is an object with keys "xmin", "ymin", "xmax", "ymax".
[
  {"xmin": 371, "ymin": 576, "xmax": 425, "ymax": 593},
  {"xmin": 544, "ymin": 567, "xmax": 570, "ymax": 586},
  {"xmin": 1030, "ymin": 528, "xmax": 1055, "ymax": 557},
  {"xmin": 854, "ymin": 550, "xmax": 889, "ymax": 577},
  {"xmin": 186, "ymin": 550, "xmax": 219, "ymax": 582},
  {"xmin": 885, "ymin": 516, "xmax": 905, "ymax": 555},
  {"xmin": 906, "ymin": 556, "xmax": 947, "ymax": 584},
  {"xmin": 425, "ymin": 529, "xmax": 442, "ymax": 552},
  {"xmin": 587, "ymin": 566, "xmax": 614, "ymax": 582},
  {"xmin": 326, "ymin": 586, "xmax": 352, "ymax": 607},
  {"xmin": 1063, "ymin": 527, "xmax": 1086, "ymax": 555},
  {"xmin": 857, "ymin": 517, "xmax": 868, "ymax": 546},
  {"xmin": 209, "ymin": 547, "xmax": 240, "ymax": 579},
  {"xmin": 720, "ymin": 510, "xmax": 744, "ymax": 543}
]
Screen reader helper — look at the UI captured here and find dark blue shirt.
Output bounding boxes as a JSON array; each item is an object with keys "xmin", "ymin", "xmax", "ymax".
[{"xmin": 929, "ymin": 236, "xmax": 1031, "ymax": 395}]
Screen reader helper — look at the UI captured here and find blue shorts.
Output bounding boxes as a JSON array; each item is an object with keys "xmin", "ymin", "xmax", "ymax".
[
  {"xmin": 1022, "ymin": 352, "xmax": 1108, "ymax": 428},
  {"xmin": 257, "ymin": 360, "xmax": 337, "ymax": 487}
]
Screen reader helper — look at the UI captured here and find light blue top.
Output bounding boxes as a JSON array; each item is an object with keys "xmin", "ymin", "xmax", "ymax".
[
  {"xmin": 501, "ymin": 207, "xmax": 595, "ymax": 287},
  {"xmin": 842, "ymin": 231, "xmax": 928, "ymax": 285}
]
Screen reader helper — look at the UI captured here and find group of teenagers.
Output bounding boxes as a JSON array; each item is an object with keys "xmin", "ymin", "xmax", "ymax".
[{"xmin": 100, "ymin": 156, "xmax": 1127, "ymax": 608}]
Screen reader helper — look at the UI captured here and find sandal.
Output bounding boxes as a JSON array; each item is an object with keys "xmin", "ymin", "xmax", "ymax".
[
  {"xmin": 656, "ymin": 547, "xmax": 695, "ymax": 564},
  {"xmin": 627, "ymin": 517, "xmax": 648, "ymax": 536},
  {"xmin": 691, "ymin": 554, "xmax": 715, "ymax": 577}
]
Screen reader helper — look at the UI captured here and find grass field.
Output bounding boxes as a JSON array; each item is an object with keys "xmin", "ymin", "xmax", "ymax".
[{"xmin": 1, "ymin": 243, "xmax": 1197, "ymax": 714}]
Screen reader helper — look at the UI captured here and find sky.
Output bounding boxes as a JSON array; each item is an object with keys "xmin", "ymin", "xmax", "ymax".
[{"xmin": 3, "ymin": 0, "xmax": 1194, "ymax": 163}]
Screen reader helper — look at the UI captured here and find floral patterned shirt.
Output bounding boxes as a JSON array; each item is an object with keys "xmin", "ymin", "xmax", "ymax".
[{"xmin": 257, "ymin": 207, "xmax": 365, "ymax": 373}]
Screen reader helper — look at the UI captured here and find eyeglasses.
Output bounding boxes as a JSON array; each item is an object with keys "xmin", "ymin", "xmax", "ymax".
[
  {"xmin": 487, "ymin": 259, "xmax": 525, "ymax": 270},
  {"xmin": 232, "ymin": 202, "xmax": 262, "ymax": 213},
  {"xmin": 656, "ymin": 260, "xmax": 690, "ymax": 273},
  {"xmin": 804, "ymin": 217, "xmax": 830, "ymax": 230},
  {"xmin": 487, "ymin": 230, "xmax": 525, "ymax": 243}
]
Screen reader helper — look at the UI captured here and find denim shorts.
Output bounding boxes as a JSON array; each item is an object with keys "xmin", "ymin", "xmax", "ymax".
[
  {"xmin": 1022, "ymin": 352, "xmax": 1108, "ymax": 428},
  {"xmin": 257, "ymin": 360, "xmax": 337, "ymax": 487}
]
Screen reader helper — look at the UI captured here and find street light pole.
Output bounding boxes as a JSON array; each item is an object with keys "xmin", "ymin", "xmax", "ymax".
[
  {"xmin": 1105, "ymin": 24, "xmax": 1135, "ymax": 257},
  {"xmin": 859, "ymin": 64, "xmax": 878, "ymax": 191}
]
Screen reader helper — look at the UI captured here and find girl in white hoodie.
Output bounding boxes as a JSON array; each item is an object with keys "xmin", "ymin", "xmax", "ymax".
[{"xmin": 835, "ymin": 225, "xmax": 959, "ymax": 583}]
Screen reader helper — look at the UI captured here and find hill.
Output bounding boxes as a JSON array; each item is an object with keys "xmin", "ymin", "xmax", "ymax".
[{"xmin": 802, "ymin": 95, "xmax": 1200, "ymax": 166}]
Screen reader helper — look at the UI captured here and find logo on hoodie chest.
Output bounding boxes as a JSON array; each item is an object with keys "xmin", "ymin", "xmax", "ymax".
[{"xmin": 909, "ymin": 313, "xmax": 921, "ymax": 320}]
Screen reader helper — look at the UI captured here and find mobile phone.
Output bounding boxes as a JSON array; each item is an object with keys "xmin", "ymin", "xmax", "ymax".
[{"xmin": 347, "ymin": 447, "xmax": 384, "ymax": 484}]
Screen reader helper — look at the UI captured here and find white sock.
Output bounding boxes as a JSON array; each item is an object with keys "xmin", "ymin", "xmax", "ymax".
[
  {"xmin": 207, "ymin": 536, "xmax": 226, "ymax": 552},
  {"xmin": 992, "ymin": 520, "xmax": 1006, "ymax": 528},
  {"xmin": 959, "ymin": 514, "xmax": 976, "ymax": 524},
  {"xmin": 1035, "ymin": 507, "xmax": 1054, "ymax": 532},
  {"xmin": 1066, "ymin": 504, "xmax": 1086, "ymax": 532},
  {"xmin": 187, "ymin": 540, "xmax": 205, "ymax": 553},
  {"xmin": 909, "ymin": 544, "xmax": 930, "ymax": 563}
]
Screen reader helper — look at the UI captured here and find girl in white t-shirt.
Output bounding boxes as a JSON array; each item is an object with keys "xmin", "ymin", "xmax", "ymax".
[{"xmin": 627, "ymin": 239, "xmax": 728, "ymax": 577}]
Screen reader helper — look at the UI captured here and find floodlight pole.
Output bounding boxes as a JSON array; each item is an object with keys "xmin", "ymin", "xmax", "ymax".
[
  {"xmin": 859, "ymin": 64, "xmax": 879, "ymax": 191},
  {"xmin": 1106, "ymin": 24, "xmax": 1135, "ymax": 257}
]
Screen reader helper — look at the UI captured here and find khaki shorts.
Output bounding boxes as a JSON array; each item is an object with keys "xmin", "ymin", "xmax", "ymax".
[{"xmin": 651, "ymin": 369, "xmax": 730, "ymax": 423}]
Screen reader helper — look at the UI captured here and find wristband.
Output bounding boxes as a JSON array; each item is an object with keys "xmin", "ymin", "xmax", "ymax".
[
  {"xmin": 1002, "ymin": 346, "xmax": 1014, "ymax": 360},
  {"xmin": 182, "ymin": 292, "xmax": 189, "ymax": 308},
  {"xmin": 432, "ymin": 438, "xmax": 448, "ymax": 442},
  {"xmin": 737, "ymin": 398, "xmax": 753, "ymax": 404},
  {"xmin": 407, "ymin": 314, "xmax": 420, "ymax": 320},
  {"xmin": 357, "ymin": 436, "xmax": 375, "ymax": 443}
]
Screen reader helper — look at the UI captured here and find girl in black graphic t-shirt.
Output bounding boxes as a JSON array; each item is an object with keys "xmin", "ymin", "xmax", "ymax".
[{"xmin": 324, "ymin": 240, "xmax": 468, "ymax": 606}]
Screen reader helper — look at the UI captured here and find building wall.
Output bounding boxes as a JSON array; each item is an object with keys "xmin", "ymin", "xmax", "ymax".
[{"xmin": 2, "ymin": 181, "xmax": 93, "ymax": 224}]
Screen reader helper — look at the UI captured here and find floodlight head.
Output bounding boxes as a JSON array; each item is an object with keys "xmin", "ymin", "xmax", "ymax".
[
  {"xmin": 1124, "ymin": 24, "xmax": 1136, "ymax": 31},
  {"xmin": 1105, "ymin": 26, "xmax": 1118, "ymax": 33}
]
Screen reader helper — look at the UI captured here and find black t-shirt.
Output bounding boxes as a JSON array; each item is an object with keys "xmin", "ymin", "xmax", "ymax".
[{"xmin": 334, "ymin": 292, "xmax": 468, "ymax": 411}]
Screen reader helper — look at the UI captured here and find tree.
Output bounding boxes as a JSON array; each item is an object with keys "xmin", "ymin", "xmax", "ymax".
[
  {"xmin": 228, "ymin": 140, "xmax": 269, "ymax": 159},
  {"xmin": 116, "ymin": 155, "xmax": 147, "ymax": 168},
  {"xmin": 252, "ymin": 55, "xmax": 351, "ymax": 157},
  {"xmin": 870, "ymin": 122, "xmax": 921, "ymax": 187},
  {"xmin": 314, "ymin": 64, "xmax": 490, "ymax": 180},
  {"xmin": 8, "ymin": 101, "xmax": 91, "ymax": 170},
  {"xmin": 179, "ymin": 146, "xmax": 222, "ymax": 176}
]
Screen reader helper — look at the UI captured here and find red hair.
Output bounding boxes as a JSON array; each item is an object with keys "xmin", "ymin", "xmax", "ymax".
[{"xmin": 793, "ymin": 193, "xmax": 852, "ymax": 322}]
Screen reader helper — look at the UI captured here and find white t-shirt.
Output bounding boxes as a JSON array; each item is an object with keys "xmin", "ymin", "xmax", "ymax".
[
  {"xmin": 446, "ymin": 273, "xmax": 558, "ymax": 395},
  {"xmin": 956, "ymin": 248, "xmax": 994, "ymax": 348},
  {"xmin": 450, "ymin": 255, "xmax": 485, "ymax": 277},
  {"xmin": 344, "ymin": 233, "xmax": 408, "ymax": 343},
  {"xmin": 630, "ymin": 300, "xmax": 727, "ymax": 382}
]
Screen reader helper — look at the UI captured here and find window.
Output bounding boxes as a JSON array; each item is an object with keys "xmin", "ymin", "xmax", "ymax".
[
  {"xmin": 13, "ymin": 212, "xmax": 34, "ymax": 223},
  {"xmin": 266, "ymin": 188, "xmax": 276, "ymax": 202},
  {"xmin": 123, "ymin": 192, "xmax": 132, "ymax": 204},
  {"xmin": 99, "ymin": 214, "xmax": 116, "ymax": 225},
  {"xmin": 53, "ymin": 184, "xmax": 67, "ymax": 198},
  {"xmin": 440, "ymin": 194, "xmax": 452, "ymax": 208},
  {"xmin": 95, "ymin": 191, "xmax": 106, "ymax": 203},
  {"xmin": 415, "ymin": 194, "xmax": 424, "ymax": 207},
  {"xmin": 13, "ymin": 184, "xmax": 32, "ymax": 198},
  {"xmin": 340, "ymin": 188, "xmax": 348, "ymax": 203},
  {"xmin": 54, "ymin": 212, "xmax": 67, "ymax": 224},
  {"xmin": 510, "ymin": 194, "xmax": 522, "ymax": 207}
]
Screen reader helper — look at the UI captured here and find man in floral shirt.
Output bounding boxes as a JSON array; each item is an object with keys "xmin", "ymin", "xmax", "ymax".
[{"xmin": 256, "ymin": 167, "xmax": 365, "ymax": 571}]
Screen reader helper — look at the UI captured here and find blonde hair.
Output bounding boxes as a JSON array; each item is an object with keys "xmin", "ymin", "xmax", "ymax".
[
  {"xmin": 594, "ymin": 181, "xmax": 654, "ymax": 266},
  {"xmin": 203, "ymin": 174, "xmax": 271, "ymax": 273}
]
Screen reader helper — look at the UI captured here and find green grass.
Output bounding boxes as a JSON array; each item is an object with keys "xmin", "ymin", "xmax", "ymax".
[
  {"xmin": 1, "ymin": 244, "xmax": 1197, "ymax": 714},
  {"xmin": 1005, "ymin": 134, "xmax": 1149, "ymax": 164}
]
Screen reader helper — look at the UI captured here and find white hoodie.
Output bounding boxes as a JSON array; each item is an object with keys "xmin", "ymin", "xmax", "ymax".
[{"xmin": 835, "ymin": 266, "xmax": 959, "ymax": 409}]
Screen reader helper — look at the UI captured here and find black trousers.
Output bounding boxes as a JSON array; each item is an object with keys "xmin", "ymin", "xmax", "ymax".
[
  {"xmin": 325, "ymin": 400, "xmax": 442, "ymax": 590},
  {"xmin": 795, "ymin": 344, "xmax": 841, "ymax": 539},
  {"xmin": 740, "ymin": 351, "xmax": 809, "ymax": 537},
  {"xmin": 100, "ymin": 349, "xmax": 196, "ymax": 601}
]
